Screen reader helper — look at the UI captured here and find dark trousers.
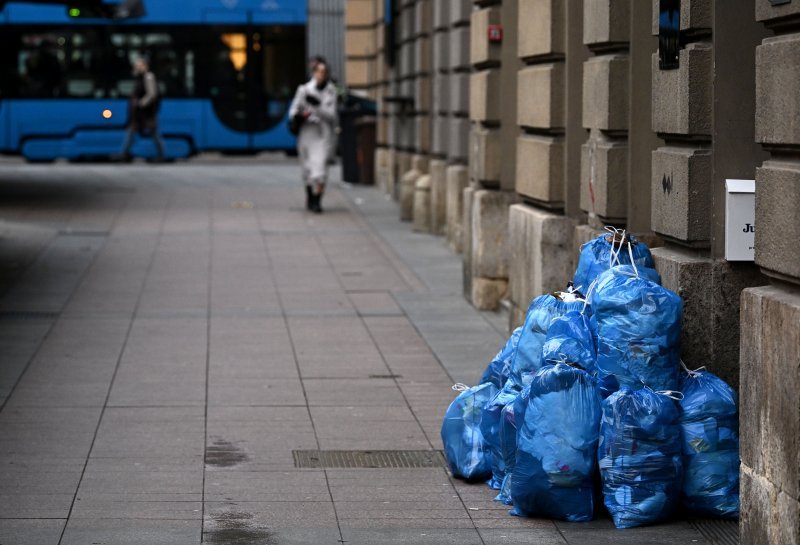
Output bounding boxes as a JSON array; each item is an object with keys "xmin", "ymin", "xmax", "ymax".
[{"xmin": 121, "ymin": 115, "xmax": 165, "ymax": 159}]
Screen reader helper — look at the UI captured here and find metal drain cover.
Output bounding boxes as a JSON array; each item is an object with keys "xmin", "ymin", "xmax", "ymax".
[
  {"xmin": 293, "ymin": 450, "xmax": 446, "ymax": 469},
  {"xmin": 691, "ymin": 519, "xmax": 739, "ymax": 545}
]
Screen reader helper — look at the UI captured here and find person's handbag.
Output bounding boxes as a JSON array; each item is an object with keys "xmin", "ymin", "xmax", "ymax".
[{"xmin": 288, "ymin": 112, "xmax": 305, "ymax": 136}]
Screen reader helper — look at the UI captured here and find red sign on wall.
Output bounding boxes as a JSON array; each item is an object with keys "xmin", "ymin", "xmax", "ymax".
[{"xmin": 488, "ymin": 24, "xmax": 503, "ymax": 43}]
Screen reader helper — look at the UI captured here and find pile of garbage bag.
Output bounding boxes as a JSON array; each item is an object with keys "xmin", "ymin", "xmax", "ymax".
[
  {"xmin": 439, "ymin": 226, "xmax": 740, "ymax": 528},
  {"xmin": 573, "ymin": 229, "xmax": 657, "ymax": 292},
  {"xmin": 441, "ymin": 382, "xmax": 497, "ymax": 481},
  {"xmin": 599, "ymin": 386, "xmax": 683, "ymax": 528},
  {"xmin": 592, "ymin": 265, "xmax": 682, "ymax": 394},
  {"xmin": 511, "ymin": 364, "xmax": 601, "ymax": 522},
  {"xmin": 480, "ymin": 381, "xmax": 522, "ymax": 489},
  {"xmin": 496, "ymin": 383, "xmax": 530, "ymax": 505},
  {"xmin": 510, "ymin": 292, "xmax": 585, "ymax": 387},
  {"xmin": 480, "ymin": 327, "xmax": 523, "ymax": 388},
  {"xmin": 541, "ymin": 310, "xmax": 597, "ymax": 374},
  {"xmin": 679, "ymin": 369, "xmax": 740, "ymax": 518}
]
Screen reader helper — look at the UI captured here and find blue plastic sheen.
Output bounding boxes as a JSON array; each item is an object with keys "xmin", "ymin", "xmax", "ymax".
[
  {"xmin": 679, "ymin": 371, "xmax": 740, "ymax": 518},
  {"xmin": 573, "ymin": 233, "xmax": 657, "ymax": 292},
  {"xmin": 480, "ymin": 327, "xmax": 523, "ymax": 388},
  {"xmin": 592, "ymin": 266, "xmax": 683, "ymax": 394},
  {"xmin": 541, "ymin": 311, "xmax": 597, "ymax": 374},
  {"xmin": 599, "ymin": 387, "xmax": 683, "ymax": 528},
  {"xmin": 510, "ymin": 364, "xmax": 602, "ymax": 522},
  {"xmin": 441, "ymin": 383, "xmax": 499, "ymax": 481},
  {"xmin": 495, "ymin": 384, "xmax": 531, "ymax": 504},
  {"xmin": 511, "ymin": 295, "xmax": 585, "ymax": 387},
  {"xmin": 480, "ymin": 381, "xmax": 522, "ymax": 489}
]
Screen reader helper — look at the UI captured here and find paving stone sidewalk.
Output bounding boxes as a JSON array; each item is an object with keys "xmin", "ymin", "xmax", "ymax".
[{"xmin": 0, "ymin": 158, "xmax": 717, "ymax": 544}]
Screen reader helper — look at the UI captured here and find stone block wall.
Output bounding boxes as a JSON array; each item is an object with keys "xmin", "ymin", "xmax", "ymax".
[
  {"xmin": 739, "ymin": 4, "xmax": 800, "ymax": 544},
  {"xmin": 509, "ymin": 0, "xmax": 564, "ymax": 320},
  {"xmin": 647, "ymin": 0, "xmax": 766, "ymax": 393},
  {"xmin": 580, "ymin": 0, "xmax": 630, "ymax": 227}
]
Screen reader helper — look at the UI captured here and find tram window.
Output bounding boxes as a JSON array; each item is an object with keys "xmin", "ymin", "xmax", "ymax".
[
  {"xmin": 108, "ymin": 31, "xmax": 192, "ymax": 98},
  {"xmin": 20, "ymin": 30, "xmax": 106, "ymax": 98}
]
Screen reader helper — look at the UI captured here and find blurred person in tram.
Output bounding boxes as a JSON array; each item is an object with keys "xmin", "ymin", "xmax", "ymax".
[
  {"xmin": 288, "ymin": 59, "xmax": 337, "ymax": 213},
  {"xmin": 119, "ymin": 56, "xmax": 165, "ymax": 162}
]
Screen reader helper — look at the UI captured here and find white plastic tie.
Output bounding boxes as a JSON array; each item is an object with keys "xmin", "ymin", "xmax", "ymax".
[
  {"xmin": 581, "ymin": 277, "xmax": 600, "ymax": 314},
  {"xmin": 680, "ymin": 360, "xmax": 706, "ymax": 378},
  {"xmin": 605, "ymin": 226, "xmax": 621, "ymax": 267},
  {"xmin": 655, "ymin": 389, "xmax": 685, "ymax": 401},
  {"xmin": 626, "ymin": 240, "xmax": 639, "ymax": 278},
  {"xmin": 451, "ymin": 383, "xmax": 470, "ymax": 392}
]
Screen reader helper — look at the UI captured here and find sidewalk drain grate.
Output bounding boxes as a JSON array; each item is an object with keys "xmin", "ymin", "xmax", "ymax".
[
  {"xmin": 690, "ymin": 519, "xmax": 738, "ymax": 545},
  {"xmin": 368, "ymin": 374, "xmax": 402, "ymax": 379},
  {"xmin": 0, "ymin": 310, "xmax": 59, "ymax": 320},
  {"xmin": 293, "ymin": 450, "xmax": 446, "ymax": 469}
]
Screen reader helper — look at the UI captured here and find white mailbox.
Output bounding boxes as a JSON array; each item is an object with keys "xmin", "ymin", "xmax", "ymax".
[{"xmin": 725, "ymin": 179, "xmax": 756, "ymax": 261}]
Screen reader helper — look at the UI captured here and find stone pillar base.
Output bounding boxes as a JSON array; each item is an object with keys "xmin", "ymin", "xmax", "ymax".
[
  {"xmin": 429, "ymin": 160, "xmax": 448, "ymax": 236},
  {"xmin": 652, "ymin": 246, "xmax": 765, "ymax": 389},
  {"xmin": 394, "ymin": 152, "xmax": 412, "ymax": 202},
  {"xmin": 447, "ymin": 165, "xmax": 469, "ymax": 253},
  {"xmin": 740, "ymin": 285, "xmax": 800, "ymax": 545},
  {"xmin": 464, "ymin": 189, "xmax": 518, "ymax": 311},
  {"xmin": 399, "ymin": 155, "xmax": 429, "ymax": 222},
  {"xmin": 507, "ymin": 204, "xmax": 575, "ymax": 328},
  {"xmin": 374, "ymin": 148, "xmax": 393, "ymax": 194},
  {"xmin": 471, "ymin": 277, "xmax": 508, "ymax": 311},
  {"xmin": 413, "ymin": 175, "xmax": 432, "ymax": 233},
  {"xmin": 462, "ymin": 186, "xmax": 475, "ymax": 298}
]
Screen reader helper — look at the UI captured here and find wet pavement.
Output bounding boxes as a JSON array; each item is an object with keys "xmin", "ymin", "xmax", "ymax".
[{"xmin": 0, "ymin": 157, "xmax": 718, "ymax": 544}]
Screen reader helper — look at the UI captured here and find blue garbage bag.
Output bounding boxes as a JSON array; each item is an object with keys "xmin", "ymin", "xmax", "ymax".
[
  {"xmin": 599, "ymin": 386, "xmax": 683, "ymax": 528},
  {"xmin": 496, "ymin": 384, "xmax": 531, "ymax": 504},
  {"xmin": 511, "ymin": 295, "xmax": 585, "ymax": 387},
  {"xmin": 679, "ymin": 370, "xmax": 740, "ymax": 518},
  {"xmin": 592, "ymin": 265, "xmax": 682, "ymax": 395},
  {"xmin": 441, "ymin": 382, "xmax": 499, "ymax": 481},
  {"xmin": 574, "ymin": 232, "xmax": 657, "ymax": 292},
  {"xmin": 480, "ymin": 327, "xmax": 523, "ymax": 389},
  {"xmin": 480, "ymin": 381, "xmax": 521, "ymax": 489},
  {"xmin": 541, "ymin": 310, "xmax": 597, "ymax": 375},
  {"xmin": 511, "ymin": 364, "xmax": 602, "ymax": 521}
]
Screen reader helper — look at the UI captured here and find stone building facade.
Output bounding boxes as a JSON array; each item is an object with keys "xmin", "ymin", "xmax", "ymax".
[{"xmin": 344, "ymin": 1, "xmax": 800, "ymax": 542}]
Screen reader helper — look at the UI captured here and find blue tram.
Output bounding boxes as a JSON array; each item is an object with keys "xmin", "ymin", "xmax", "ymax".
[{"xmin": 0, "ymin": 0, "xmax": 308, "ymax": 160}]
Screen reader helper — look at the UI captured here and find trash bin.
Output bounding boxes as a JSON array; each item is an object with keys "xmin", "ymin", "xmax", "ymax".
[
  {"xmin": 356, "ymin": 116, "xmax": 376, "ymax": 185},
  {"xmin": 339, "ymin": 93, "xmax": 377, "ymax": 184}
]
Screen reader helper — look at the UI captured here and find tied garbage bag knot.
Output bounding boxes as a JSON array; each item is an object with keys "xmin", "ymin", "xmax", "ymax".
[
  {"xmin": 510, "ymin": 364, "xmax": 602, "ymax": 522},
  {"xmin": 574, "ymin": 228, "xmax": 658, "ymax": 291},
  {"xmin": 441, "ymin": 382, "xmax": 498, "ymax": 481},
  {"xmin": 541, "ymin": 310, "xmax": 597, "ymax": 375},
  {"xmin": 599, "ymin": 386, "xmax": 683, "ymax": 528},
  {"xmin": 511, "ymin": 294, "xmax": 585, "ymax": 387},
  {"xmin": 591, "ymin": 265, "xmax": 683, "ymax": 396},
  {"xmin": 679, "ymin": 367, "xmax": 740, "ymax": 519}
]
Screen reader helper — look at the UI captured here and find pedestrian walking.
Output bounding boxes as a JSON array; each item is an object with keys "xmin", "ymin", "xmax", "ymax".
[
  {"xmin": 119, "ymin": 57, "xmax": 166, "ymax": 162},
  {"xmin": 288, "ymin": 59, "xmax": 338, "ymax": 213}
]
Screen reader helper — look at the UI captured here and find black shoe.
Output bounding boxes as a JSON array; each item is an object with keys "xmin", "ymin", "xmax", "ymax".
[
  {"xmin": 305, "ymin": 186, "xmax": 314, "ymax": 211},
  {"xmin": 312, "ymin": 193, "xmax": 323, "ymax": 214}
]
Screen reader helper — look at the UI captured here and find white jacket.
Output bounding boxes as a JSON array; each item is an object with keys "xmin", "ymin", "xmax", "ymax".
[{"xmin": 289, "ymin": 79, "xmax": 338, "ymax": 182}]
